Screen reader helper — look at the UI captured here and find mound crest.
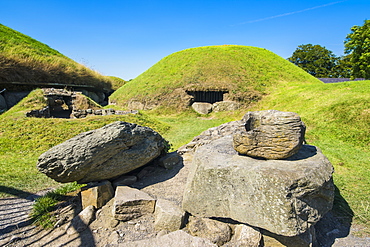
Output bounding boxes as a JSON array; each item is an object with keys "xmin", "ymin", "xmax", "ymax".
[
  {"xmin": 0, "ymin": 24, "xmax": 121, "ymax": 92},
  {"xmin": 110, "ymin": 45, "xmax": 320, "ymax": 112}
]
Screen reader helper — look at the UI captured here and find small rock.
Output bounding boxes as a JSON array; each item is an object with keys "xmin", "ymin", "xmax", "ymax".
[
  {"xmin": 81, "ymin": 180, "xmax": 114, "ymax": 209},
  {"xmin": 112, "ymin": 186, "xmax": 156, "ymax": 221},
  {"xmin": 154, "ymin": 199, "xmax": 185, "ymax": 232},
  {"xmin": 137, "ymin": 166, "xmax": 157, "ymax": 179},
  {"xmin": 212, "ymin": 100, "xmax": 240, "ymax": 112},
  {"xmin": 66, "ymin": 205, "xmax": 96, "ymax": 234},
  {"xmin": 156, "ymin": 230, "xmax": 169, "ymax": 238},
  {"xmin": 223, "ymin": 224, "xmax": 261, "ymax": 247},
  {"xmin": 192, "ymin": 102, "xmax": 213, "ymax": 114},
  {"xmin": 187, "ymin": 216, "xmax": 231, "ymax": 246},
  {"xmin": 112, "ymin": 175, "xmax": 137, "ymax": 187},
  {"xmin": 157, "ymin": 152, "xmax": 181, "ymax": 169}
]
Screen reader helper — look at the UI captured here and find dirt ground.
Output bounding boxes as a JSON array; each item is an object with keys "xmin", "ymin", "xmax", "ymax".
[{"xmin": 0, "ymin": 153, "xmax": 369, "ymax": 247}]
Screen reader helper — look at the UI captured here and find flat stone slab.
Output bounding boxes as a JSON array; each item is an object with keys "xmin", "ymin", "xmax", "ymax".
[
  {"xmin": 113, "ymin": 186, "xmax": 156, "ymax": 221},
  {"xmin": 182, "ymin": 136, "xmax": 334, "ymax": 237}
]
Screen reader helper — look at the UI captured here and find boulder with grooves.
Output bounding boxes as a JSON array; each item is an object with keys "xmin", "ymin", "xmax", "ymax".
[{"xmin": 233, "ymin": 110, "xmax": 306, "ymax": 159}]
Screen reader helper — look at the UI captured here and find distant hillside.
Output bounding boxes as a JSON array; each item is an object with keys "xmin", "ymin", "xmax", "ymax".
[
  {"xmin": 0, "ymin": 24, "xmax": 121, "ymax": 91},
  {"xmin": 110, "ymin": 45, "xmax": 321, "ymax": 111}
]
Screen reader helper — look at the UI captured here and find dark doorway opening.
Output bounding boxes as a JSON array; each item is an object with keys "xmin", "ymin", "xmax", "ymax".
[
  {"xmin": 186, "ymin": 90, "xmax": 228, "ymax": 104},
  {"xmin": 48, "ymin": 95, "xmax": 73, "ymax": 118}
]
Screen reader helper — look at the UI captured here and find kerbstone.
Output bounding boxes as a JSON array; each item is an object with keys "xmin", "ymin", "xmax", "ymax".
[
  {"xmin": 182, "ymin": 136, "xmax": 334, "ymax": 237},
  {"xmin": 37, "ymin": 121, "xmax": 165, "ymax": 183}
]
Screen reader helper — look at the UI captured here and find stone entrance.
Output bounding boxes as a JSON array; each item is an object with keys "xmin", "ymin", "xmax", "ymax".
[
  {"xmin": 45, "ymin": 88, "xmax": 73, "ymax": 118},
  {"xmin": 186, "ymin": 90, "xmax": 228, "ymax": 104}
]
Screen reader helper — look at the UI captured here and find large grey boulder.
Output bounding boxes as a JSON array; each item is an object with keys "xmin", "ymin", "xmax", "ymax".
[
  {"xmin": 182, "ymin": 136, "xmax": 334, "ymax": 237},
  {"xmin": 233, "ymin": 110, "xmax": 306, "ymax": 159},
  {"xmin": 37, "ymin": 121, "xmax": 165, "ymax": 183}
]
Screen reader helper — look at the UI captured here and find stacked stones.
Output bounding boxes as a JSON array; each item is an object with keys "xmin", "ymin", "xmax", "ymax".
[
  {"xmin": 182, "ymin": 110, "xmax": 335, "ymax": 245},
  {"xmin": 71, "ymin": 108, "xmax": 139, "ymax": 118},
  {"xmin": 36, "ymin": 113, "xmax": 335, "ymax": 246}
]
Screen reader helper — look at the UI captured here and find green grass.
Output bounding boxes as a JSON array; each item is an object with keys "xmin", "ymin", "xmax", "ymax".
[
  {"xmin": 248, "ymin": 80, "xmax": 370, "ymax": 230},
  {"xmin": 110, "ymin": 45, "xmax": 320, "ymax": 111},
  {"xmin": 30, "ymin": 182, "xmax": 84, "ymax": 228},
  {"xmin": 0, "ymin": 24, "xmax": 118, "ymax": 89},
  {"xmin": 154, "ymin": 110, "xmax": 240, "ymax": 150}
]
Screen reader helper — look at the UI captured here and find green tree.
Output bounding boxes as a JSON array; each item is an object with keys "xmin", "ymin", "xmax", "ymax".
[
  {"xmin": 288, "ymin": 44, "xmax": 338, "ymax": 77},
  {"xmin": 332, "ymin": 55, "xmax": 352, "ymax": 78},
  {"xmin": 344, "ymin": 20, "xmax": 370, "ymax": 79}
]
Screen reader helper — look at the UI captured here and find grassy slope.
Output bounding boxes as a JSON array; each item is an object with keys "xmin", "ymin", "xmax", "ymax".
[
  {"xmin": 150, "ymin": 80, "xmax": 370, "ymax": 231},
  {"xmin": 247, "ymin": 80, "xmax": 370, "ymax": 229},
  {"xmin": 0, "ymin": 89, "xmax": 169, "ymax": 198},
  {"xmin": 0, "ymin": 24, "xmax": 116, "ymax": 89},
  {"xmin": 110, "ymin": 45, "xmax": 320, "ymax": 109}
]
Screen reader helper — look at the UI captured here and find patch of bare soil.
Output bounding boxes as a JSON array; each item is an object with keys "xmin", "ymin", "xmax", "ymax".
[{"xmin": 0, "ymin": 153, "xmax": 369, "ymax": 247}]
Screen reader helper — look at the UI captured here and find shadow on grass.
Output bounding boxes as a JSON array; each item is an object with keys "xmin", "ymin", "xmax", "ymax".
[
  {"xmin": 0, "ymin": 185, "xmax": 40, "ymax": 200},
  {"xmin": 0, "ymin": 185, "xmax": 97, "ymax": 246},
  {"xmin": 315, "ymin": 185, "xmax": 354, "ymax": 247}
]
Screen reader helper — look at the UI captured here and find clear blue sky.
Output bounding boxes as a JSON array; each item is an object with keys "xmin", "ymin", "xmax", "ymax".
[{"xmin": 1, "ymin": 0, "xmax": 369, "ymax": 80}]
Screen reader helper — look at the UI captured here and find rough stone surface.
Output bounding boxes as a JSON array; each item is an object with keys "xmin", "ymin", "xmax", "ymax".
[
  {"xmin": 113, "ymin": 186, "xmax": 156, "ymax": 221},
  {"xmin": 182, "ymin": 136, "xmax": 335, "ymax": 237},
  {"xmin": 192, "ymin": 102, "xmax": 213, "ymax": 114},
  {"xmin": 81, "ymin": 180, "xmax": 114, "ymax": 209},
  {"xmin": 187, "ymin": 216, "xmax": 232, "ymax": 246},
  {"xmin": 154, "ymin": 199, "xmax": 185, "ymax": 232},
  {"xmin": 157, "ymin": 152, "xmax": 181, "ymax": 169},
  {"xmin": 223, "ymin": 224, "xmax": 262, "ymax": 247},
  {"xmin": 212, "ymin": 100, "xmax": 240, "ymax": 112},
  {"xmin": 261, "ymin": 225, "xmax": 317, "ymax": 247},
  {"xmin": 122, "ymin": 230, "xmax": 217, "ymax": 247},
  {"xmin": 37, "ymin": 121, "xmax": 165, "ymax": 183},
  {"xmin": 233, "ymin": 110, "xmax": 306, "ymax": 159},
  {"xmin": 112, "ymin": 175, "xmax": 138, "ymax": 187},
  {"xmin": 65, "ymin": 205, "xmax": 96, "ymax": 234}
]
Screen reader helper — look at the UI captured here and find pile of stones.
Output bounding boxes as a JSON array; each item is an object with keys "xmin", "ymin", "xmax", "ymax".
[
  {"xmin": 36, "ymin": 111, "xmax": 335, "ymax": 246},
  {"xmin": 71, "ymin": 108, "xmax": 138, "ymax": 118}
]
